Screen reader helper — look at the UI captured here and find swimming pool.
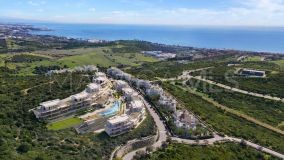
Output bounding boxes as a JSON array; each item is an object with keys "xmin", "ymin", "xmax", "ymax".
[{"xmin": 99, "ymin": 101, "xmax": 121, "ymax": 117}]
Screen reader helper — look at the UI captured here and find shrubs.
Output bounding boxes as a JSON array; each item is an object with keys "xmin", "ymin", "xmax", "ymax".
[
  {"xmin": 8, "ymin": 54, "xmax": 50, "ymax": 63},
  {"xmin": 17, "ymin": 143, "xmax": 30, "ymax": 154}
]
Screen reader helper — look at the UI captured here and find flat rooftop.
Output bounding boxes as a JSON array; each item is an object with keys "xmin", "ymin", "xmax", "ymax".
[
  {"xmin": 242, "ymin": 69, "xmax": 265, "ymax": 73},
  {"xmin": 108, "ymin": 114, "xmax": 129, "ymax": 124},
  {"xmin": 87, "ymin": 83, "xmax": 100, "ymax": 89},
  {"xmin": 122, "ymin": 87, "xmax": 135, "ymax": 94},
  {"xmin": 71, "ymin": 91, "xmax": 89, "ymax": 100},
  {"xmin": 130, "ymin": 99, "xmax": 144, "ymax": 108},
  {"xmin": 40, "ymin": 99, "xmax": 60, "ymax": 107}
]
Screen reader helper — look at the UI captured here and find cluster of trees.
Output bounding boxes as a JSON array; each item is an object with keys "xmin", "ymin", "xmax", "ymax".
[
  {"xmin": 143, "ymin": 142, "xmax": 276, "ymax": 160},
  {"xmin": 127, "ymin": 60, "xmax": 217, "ymax": 80},
  {"xmin": 33, "ymin": 65, "xmax": 62, "ymax": 74},
  {"xmin": 0, "ymin": 39, "xmax": 7, "ymax": 53},
  {"xmin": 7, "ymin": 54, "xmax": 50, "ymax": 63}
]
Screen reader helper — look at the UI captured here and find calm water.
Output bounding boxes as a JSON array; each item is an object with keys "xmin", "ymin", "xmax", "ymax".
[{"xmin": 31, "ymin": 23, "xmax": 284, "ymax": 53}]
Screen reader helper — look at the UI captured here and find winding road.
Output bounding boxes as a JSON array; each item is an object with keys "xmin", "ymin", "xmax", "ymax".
[{"xmin": 122, "ymin": 94, "xmax": 168, "ymax": 160}]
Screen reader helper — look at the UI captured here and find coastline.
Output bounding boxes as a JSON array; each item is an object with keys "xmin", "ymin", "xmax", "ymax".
[{"xmin": 28, "ymin": 22, "xmax": 284, "ymax": 54}]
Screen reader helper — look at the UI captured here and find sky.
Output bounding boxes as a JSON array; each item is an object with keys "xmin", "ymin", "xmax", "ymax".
[{"xmin": 0, "ymin": 0, "xmax": 284, "ymax": 26}]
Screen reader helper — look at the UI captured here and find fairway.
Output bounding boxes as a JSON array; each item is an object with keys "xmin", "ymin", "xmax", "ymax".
[
  {"xmin": 272, "ymin": 60, "xmax": 284, "ymax": 66},
  {"xmin": 47, "ymin": 117, "xmax": 83, "ymax": 130},
  {"xmin": 243, "ymin": 56, "xmax": 263, "ymax": 62},
  {"xmin": 1, "ymin": 47, "xmax": 159, "ymax": 75}
]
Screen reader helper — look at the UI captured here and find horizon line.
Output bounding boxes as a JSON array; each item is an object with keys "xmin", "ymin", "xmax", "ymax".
[{"xmin": 1, "ymin": 17, "xmax": 284, "ymax": 28}]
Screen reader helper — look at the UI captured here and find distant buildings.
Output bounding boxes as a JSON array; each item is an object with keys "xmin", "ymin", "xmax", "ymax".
[
  {"xmin": 46, "ymin": 65, "xmax": 98, "ymax": 75},
  {"xmin": 240, "ymin": 69, "xmax": 266, "ymax": 77},
  {"xmin": 141, "ymin": 51, "xmax": 176, "ymax": 60}
]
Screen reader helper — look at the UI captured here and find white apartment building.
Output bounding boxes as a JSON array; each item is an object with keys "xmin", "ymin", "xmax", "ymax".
[
  {"xmin": 122, "ymin": 87, "xmax": 139, "ymax": 101},
  {"xmin": 146, "ymin": 85, "xmax": 163, "ymax": 97},
  {"xmin": 158, "ymin": 95, "xmax": 177, "ymax": 112},
  {"xmin": 107, "ymin": 67, "xmax": 132, "ymax": 81},
  {"xmin": 129, "ymin": 99, "xmax": 145, "ymax": 113},
  {"xmin": 93, "ymin": 76, "xmax": 109, "ymax": 87},
  {"xmin": 33, "ymin": 81, "xmax": 103, "ymax": 120},
  {"xmin": 115, "ymin": 80, "xmax": 129, "ymax": 92},
  {"xmin": 105, "ymin": 114, "xmax": 134, "ymax": 137},
  {"xmin": 86, "ymin": 83, "xmax": 101, "ymax": 93},
  {"xmin": 174, "ymin": 110, "xmax": 197, "ymax": 130},
  {"xmin": 132, "ymin": 79, "xmax": 151, "ymax": 89}
]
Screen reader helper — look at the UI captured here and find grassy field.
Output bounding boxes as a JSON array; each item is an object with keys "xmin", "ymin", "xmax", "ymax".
[
  {"xmin": 6, "ymin": 38, "xmax": 22, "ymax": 50},
  {"xmin": 243, "ymin": 56, "xmax": 263, "ymax": 62},
  {"xmin": 47, "ymin": 117, "xmax": 83, "ymax": 131},
  {"xmin": 1, "ymin": 47, "xmax": 158, "ymax": 75},
  {"xmin": 272, "ymin": 60, "xmax": 284, "ymax": 66}
]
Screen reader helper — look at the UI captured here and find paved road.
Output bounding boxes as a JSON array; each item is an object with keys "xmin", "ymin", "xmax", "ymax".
[
  {"xmin": 193, "ymin": 76, "xmax": 284, "ymax": 102},
  {"xmin": 176, "ymin": 69, "xmax": 284, "ymax": 103},
  {"xmin": 224, "ymin": 136, "xmax": 284, "ymax": 159},
  {"xmin": 122, "ymin": 94, "xmax": 168, "ymax": 160},
  {"xmin": 172, "ymin": 133, "xmax": 224, "ymax": 145}
]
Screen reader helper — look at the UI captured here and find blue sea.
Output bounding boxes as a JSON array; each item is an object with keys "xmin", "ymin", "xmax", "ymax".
[{"xmin": 30, "ymin": 23, "xmax": 284, "ymax": 53}]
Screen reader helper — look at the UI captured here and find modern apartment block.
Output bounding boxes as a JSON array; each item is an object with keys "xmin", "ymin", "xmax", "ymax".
[
  {"xmin": 158, "ymin": 94, "xmax": 177, "ymax": 112},
  {"xmin": 93, "ymin": 72, "xmax": 110, "ymax": 87},
  {"xmin": 105, "ymin": 114, "xmax": 134, "ymax": 137},
  {"xmin": 115, "ymin": 80, "xmax": 128, "ymax": 92},
  {"xmin": 107, "ymin": 67, "xmax": 132, "ymax": 81},
  {"xmin": 33, "ymin": 82, "xmax": 103, "ymax": 120}
]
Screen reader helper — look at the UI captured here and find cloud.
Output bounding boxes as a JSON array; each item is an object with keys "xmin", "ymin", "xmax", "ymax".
[
  {"xmin": 89, "ymin": 8, "xmax": 96, "ymax": 12},
  {"xmin": 3, "ymin": 0, "xmax": 284, "ymax": 26},
  {"xmin": 36, "ymin": 8, "xmax": 44, "ymax": 12},
  {"xmin": 28, "ymin": 1, "xmax": 46, "ymax": 6},
  {"xmin": 242, "ymin": 0, "xmax": 284, "ymax": 12}
]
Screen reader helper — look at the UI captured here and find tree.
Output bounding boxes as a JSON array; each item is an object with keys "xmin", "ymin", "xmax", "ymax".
[{"xmin": 17, "ymin": 143, "xmax": 30, "ymax": 153}]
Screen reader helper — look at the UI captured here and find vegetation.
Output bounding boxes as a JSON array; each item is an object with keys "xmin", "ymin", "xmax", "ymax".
[
  {"xmin": 162, "ymin": 82, "xmax": 284, "ymax": 153},
  {"xmin": 47, "ymin": 117, "xmax": 84, "ymax": 131},
  {"xmin": 7, "ymin": 54, "xmax": 50, "ymax": 63},
  {"xmin": 142, "ymin": 143, "xmax": 278, "ymax": 160},
  {"xmin": 192, "ymin": 63, "xmax": 284, "ymax": 97},
  {"xmin": 186, "ymin": 78, "xmax": 284, "ymax": 128},
  {"xmin": 243, "ymin": 56, "xmax": 263, "ymax": 62},
  {"xmin": 0, "ymin": 46, "xmax": 158, "ymax": 75},
  {"xmin": 127, "ymin": 60, "xmax": 217, "ymax": 80}
]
